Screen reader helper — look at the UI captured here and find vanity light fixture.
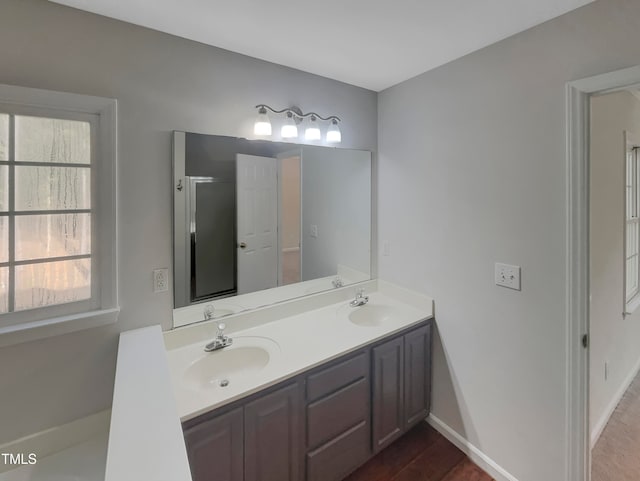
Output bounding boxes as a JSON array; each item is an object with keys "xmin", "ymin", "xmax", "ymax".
[
  {"xmin": 304, "ymin": 115, "xmax": 321, "ymax": 141},
  {"xmin": 253, "ymin": 104, "xmax": 341, "ymax": 143},
  {"xmin": 281, "ymin": 111, "xmax": 298, "ymax": 138},
  {"xmin": 326, "ymin": 118, "xmax": 342, "ymax": 143},
  {"xmin": 253, "ymin": 105, "xmax": 272, "ymax": 136}
]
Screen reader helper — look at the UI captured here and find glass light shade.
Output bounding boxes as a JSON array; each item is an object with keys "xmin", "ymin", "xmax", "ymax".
[
  {"xmin": 305, "ymin": 117, "xmax": 321, "ymax": 140},
  {"xmin": 281, "ymin": 114, "xmax": 298, "ymax": 138},
  {"xmin": 253, "ymin": 110, "xmax": 272, "ymax": 136},
  {"xmin": 326, "ymin": 120, "xmax": 341, "ymax": 143}
]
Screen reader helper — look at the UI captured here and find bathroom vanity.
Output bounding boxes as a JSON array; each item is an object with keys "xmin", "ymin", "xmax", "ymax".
[
  {"xmin": 172, "ymin": 288, "xmax": 433, "ymax": 481},
  {"xmin": 166, "ymin": 131, "xmax": 432, "ymax": 481}
]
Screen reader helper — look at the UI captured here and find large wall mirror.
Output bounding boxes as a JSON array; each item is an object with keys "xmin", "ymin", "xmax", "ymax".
[{"xmin": 173, "ymin": 131, "xmax": 371, "ymax": 325}]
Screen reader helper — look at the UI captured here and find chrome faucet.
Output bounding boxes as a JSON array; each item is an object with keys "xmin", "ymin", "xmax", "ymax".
[
  {"xmin": 204, "ymin": 323, "xmax": 233, "ymax": 352},
  {"xmin": 349, "ymin": 288, "xmax": 369, "ymax": 307},
  {"xmin": 332, "ymin": 276, "xmax": 344, "ymax": 288}
]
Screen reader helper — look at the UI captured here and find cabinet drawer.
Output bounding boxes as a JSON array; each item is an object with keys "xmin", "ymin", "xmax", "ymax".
[
  {"xmin": 306, "ymin": 421, "xmax": 370, "ymax": 481},
  {"xmin": 306, "ymin": 351, "xmax": 368, "ymax": 402},
  {"xmin": 307, "ymin": 377, "xmax": 369, "ymax": 449}
]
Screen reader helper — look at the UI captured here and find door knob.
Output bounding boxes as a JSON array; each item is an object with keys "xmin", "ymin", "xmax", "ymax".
[{"xmin": 238, "ymin": 242, "xmax": 247, "ymax": 249}]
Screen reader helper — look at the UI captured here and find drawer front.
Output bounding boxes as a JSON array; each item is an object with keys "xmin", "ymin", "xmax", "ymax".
[
  {"xmin": 306, "ymin": 421, "xmax": 370, "ymax": 481},
  {"xmin": 307, "ymin": 377, "xmax": 369, "ymax": 449},
  {"xmin": 306, "ymin": 351, "xmax": 368, "ymax": 402}
]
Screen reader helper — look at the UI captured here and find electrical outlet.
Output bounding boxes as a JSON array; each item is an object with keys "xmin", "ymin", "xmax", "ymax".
[
  {"xmin": 310, "ymin": 225, "xmax": 318, "ymax": 238},
  {"xmin": 153, "ymin": 268, "xmax": 169, "ymax": 293},
  {"xmin": 495, "ymin": 263, "xmax": 521, "ymax": 290}
]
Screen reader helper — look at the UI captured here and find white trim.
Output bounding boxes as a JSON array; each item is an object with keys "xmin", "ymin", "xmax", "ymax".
[
  {"xmin": 0, "ymin": 308, "xmax": 119, "ymax": 347},
  {"xmin": 426, "ymin": 415, "xmax": 519, "ymax": 481},
  {"xmin": 0, "ymin": 410, "xmax": 110, "ymax": 474},
  {"xmin": 172, "ymin": 131, "xmax": 189, "ymax": 308},
  {"xmin": 0, "ymin": 84, "xmax": 119, "ymax": 343},
  {"xmin": 625, "ymin": 294, "xmax": 640, "ymax": 316},
  {"xmin": 566, "ymin": 80, "xmax": 590, "ymax": 481},
  {"xmin": 590, "ymin": 353, "xmax": 640, "ymax": 447},
  {"xmin": 566, "ymin": 65, "xmax": 640, "ymax": 481}
]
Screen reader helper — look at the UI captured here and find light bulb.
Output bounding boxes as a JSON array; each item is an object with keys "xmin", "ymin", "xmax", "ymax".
[
  {"xmin": 281, "ymin": 111, "xmax": 298, "ymax": 138},
  {"xmin": 326, "ymin": 119, "xmax": 341, "ymax": 143},
  {"xmin": 305, "ymin": 116, "xmax": 321, "ymax": 141},
  {"xmin": 253, "ymin": 106, "xmax": 272, "ymax": 136}
]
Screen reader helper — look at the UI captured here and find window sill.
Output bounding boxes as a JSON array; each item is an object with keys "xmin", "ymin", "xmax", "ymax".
[
  {"xmin": 0, "ymin": 308, "xmax": 120, "ymax": 347},
  {"xmin": 625, "ymin": 296, "xmax": 640, "ymax": 318}
]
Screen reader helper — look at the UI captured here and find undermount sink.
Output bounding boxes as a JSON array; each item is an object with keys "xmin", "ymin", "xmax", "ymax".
[
  {"xmin": 347, "ymin": 304, "xmax": 396, "ymax": 327},
  {"xmin": 183, "ymin": 336, "xmax": 280, "ymax": 390}
]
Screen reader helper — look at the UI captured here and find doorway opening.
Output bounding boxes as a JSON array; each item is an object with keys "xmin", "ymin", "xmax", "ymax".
[
  {"xmin": 589, "ymin": 89, "xmax": 640, "ymax": 480},
  {"xmin": 567, "ymin": 65, "xmax": 640, "ymax": 481}
]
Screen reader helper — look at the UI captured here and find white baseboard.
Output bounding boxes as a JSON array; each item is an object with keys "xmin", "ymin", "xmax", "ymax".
[
  {"xmin": 427, "ymin": 414, "xmax": 519, "ymax": 481},
  {"xmin": 0, "ymin": 410, "xmax": 110, "ymax": 474},
  {"xmin": 590, "ymin": 354, "xmax": 640, "ymax": 447}
]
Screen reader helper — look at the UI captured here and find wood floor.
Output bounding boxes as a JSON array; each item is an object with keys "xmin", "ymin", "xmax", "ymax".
[
  {"xmin": 344, "ymin": 422, "xmax": 494, "ymax": 481},
  {"xmin": 592, "ymin": 369, "xmax": 640, "ymax": 481}
]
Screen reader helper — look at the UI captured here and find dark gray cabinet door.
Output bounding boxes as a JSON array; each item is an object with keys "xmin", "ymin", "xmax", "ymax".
[
  {"xmin": 372, "ymin": 336, "xmax": 404, "ymax": 453},
  {"xmin": 403, "ymin": 324, "xmax": 432, "ymax": 428},
  {"xmin": 183, "ymin": 407, "xmax": 243, "ymax": 481},
  {"xmin": 245, "ymin": 382, "xmax": 302, "ymax": 481}
]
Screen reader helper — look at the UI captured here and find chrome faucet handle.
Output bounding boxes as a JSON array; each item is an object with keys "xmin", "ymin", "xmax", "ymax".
[
  {"xmin": 216, "ymin": 322, "xmax": 226, "ymax": 338},
  {"xmin": 356, "ymin": 287, "xmax": 365, "ymax": 298},
  {"xmin": 204, "ymin": 304, "xmax": 215, "ymax": 320}
]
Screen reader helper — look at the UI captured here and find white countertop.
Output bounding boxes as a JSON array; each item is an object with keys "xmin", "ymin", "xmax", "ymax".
[
  {"xmin": 105, "ymin": 326, "xmax": 192, "ymax": 481},
  {"xmin": 166, "ymin": 282, "xmax": 433, "ymax": 422}
]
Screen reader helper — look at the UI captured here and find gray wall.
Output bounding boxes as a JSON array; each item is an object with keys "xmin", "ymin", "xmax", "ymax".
[
  {"xmin": 0, "ymin": 0, "xmax": 376, "ymax": 444},
  {"xmin": 377, "ymin": 0, "xmax": 640, "ymax": 479},
  {"xmin": 301, "ymin": 146, "xmax": 371, "ymax": 280}
]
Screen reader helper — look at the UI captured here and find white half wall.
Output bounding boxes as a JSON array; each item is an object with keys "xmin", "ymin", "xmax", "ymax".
[
  {"xmin": 589, "ymin": 90, "xmax": 640, "ymax": 444},
  {"xmin": 377, "ymin": 0, "xmax": 640, "ymax": 479},
  {"xmin": 0, "ymin": 0, "xmax": 376, "ymax": 445}
]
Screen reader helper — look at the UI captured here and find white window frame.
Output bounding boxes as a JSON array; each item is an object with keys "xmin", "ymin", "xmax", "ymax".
[
  {"xmin": 0, "ymin": 84, "xmax": 118, "ymax": 346},
  {"xmin": 624, "ymin": 131, "xmax": 640, "ymax": 316}
]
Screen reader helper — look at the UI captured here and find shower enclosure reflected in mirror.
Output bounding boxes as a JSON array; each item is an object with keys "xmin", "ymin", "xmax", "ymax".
[{"xmin": 173, "ymin": 132, "xmax": 371, "ymax": 321}]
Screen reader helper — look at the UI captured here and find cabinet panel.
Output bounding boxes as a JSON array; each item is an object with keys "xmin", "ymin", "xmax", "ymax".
[
  {"xmin": 306, "ymin": 421, "xmax": 370, "ymax": 481},
  {"xmin": 184, "ymin": 407, "xmax": 243, "ymax": 481},
  {"xmin": 245, "ymin": 383, "xmax": 302, "ymax": 481},
  {"xmin": 404, "ymin": 324, "xmax": 432, "ymax": 428},
  {"xmin": 307, "ymin": 377, "xmax": 369, "ymax": 450},
  {"xmin": 372, "ymin": 336, "xmax": 404, "ymax": 453}
]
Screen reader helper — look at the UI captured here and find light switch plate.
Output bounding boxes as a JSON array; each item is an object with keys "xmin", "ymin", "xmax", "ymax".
[
  {"xmin": 310, "ymin": 225, "xmax": 318, "ymax": 238},
  {"xmin": 495, "ymin": 263, "xmax": 521, "ymax": 290}
]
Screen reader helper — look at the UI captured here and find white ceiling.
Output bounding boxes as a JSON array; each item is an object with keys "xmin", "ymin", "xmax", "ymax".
[{"xmin": 51, "ymin": 0, "xmax": 594, "ymax": 92}]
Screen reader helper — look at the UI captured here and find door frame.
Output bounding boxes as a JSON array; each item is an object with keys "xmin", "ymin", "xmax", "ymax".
[
  {"xmin": 276, "ymin": 149, "xmax": 303, "ymax": 286},
  {"xmin": 566, "ymin": 65, "xmax": 640, "ymax": 481}
]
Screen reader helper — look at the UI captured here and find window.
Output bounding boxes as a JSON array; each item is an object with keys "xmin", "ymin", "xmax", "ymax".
[
  {"xmin": 625, "ymin": 137, "xmax": 640, "ymax": 315},
  {"xmin": 0, "ymin": 85, "xmax": 117, "ymax": 345}
]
